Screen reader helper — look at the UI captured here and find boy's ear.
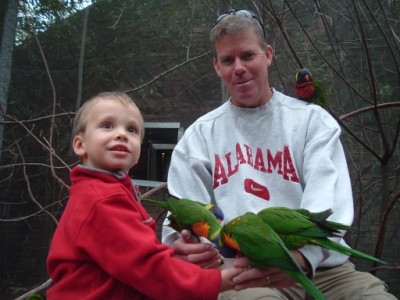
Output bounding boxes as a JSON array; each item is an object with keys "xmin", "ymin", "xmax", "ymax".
[{"xmin": 73, "ymin": 135, "xmax": 86, "ymax": 157}]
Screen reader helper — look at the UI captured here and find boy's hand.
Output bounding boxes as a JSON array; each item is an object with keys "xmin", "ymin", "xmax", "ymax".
[
  {"xmin": 220, "ymin": 267, "xmax": 248, "ymax": 292},
  {"xmin": 170, "ymin": 230, "xmax": 221, "ymax": 269}
]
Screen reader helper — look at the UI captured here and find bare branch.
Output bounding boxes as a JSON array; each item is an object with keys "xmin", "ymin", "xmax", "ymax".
[
  {"xmin": 340, "ymin": 102, "xmax": 400, "ymax": 121},
  {"xmin": 1, "ymin": 112, "xmax": 72, "ymax": 177},
  {"xmin": 0, "ymin": 112, "xmax": 75, "ymax": 125},
  {"xmin": 14, "ymin": 279, "xmax": 53, "ymax": 300},
  {"xmin": 7, "ymin": 125, "xmax": 59, "ymax": 225},
  {"xmin": 124, "ymin": 51, "xmax": 213, "ymax": 93}
]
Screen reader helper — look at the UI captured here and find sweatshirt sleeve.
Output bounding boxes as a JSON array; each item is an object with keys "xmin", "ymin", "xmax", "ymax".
[
  {"xmin": 76, "ymin": 187, "xmax": 220, "ymax": 300},
  {"xmin": 297, "ymin": 109, "xmax": 354, "ymax": 277},
  {"xmin": 162, "ymin": 137, "xmax": 215, "ymax": 245}
]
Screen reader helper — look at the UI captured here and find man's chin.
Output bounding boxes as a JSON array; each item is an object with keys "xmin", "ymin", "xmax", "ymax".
[{"xmin": 230, "ymin": 96, "xmax": 259, "ymax": 108}]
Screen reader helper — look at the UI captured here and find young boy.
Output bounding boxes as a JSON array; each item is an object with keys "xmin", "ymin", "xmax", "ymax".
[{"xmin": 46, "ymin": 91, "xmax": 245, "ymax": 299}]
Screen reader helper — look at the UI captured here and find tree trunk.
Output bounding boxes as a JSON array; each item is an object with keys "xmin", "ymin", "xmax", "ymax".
[
  {"xmin": 68, "ymin": 6, "xmax": 90, "ymax": 155},
  {"xmin": 0, "ymin": 0, "xmax": 18, "ymax": 162}
]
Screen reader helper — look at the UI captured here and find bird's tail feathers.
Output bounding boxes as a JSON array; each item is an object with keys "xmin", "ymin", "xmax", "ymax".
[
  {"xmin": 298, "ymin": 208, "xmax": 354, "ymax": 231},
  {"xmin": 286, "ymin": 270, "xmax": 326, "ymax": 300},
  {"xmin": 312, "ymin": 239, "xmax": 393, "ymax": 266},
  {"xmin": 305, "ymin": 208, "xmax": 333, "ymax": 222},
  {"xmin": 140, "ymin": 198, "xmax": 169, "ymax": 209}
]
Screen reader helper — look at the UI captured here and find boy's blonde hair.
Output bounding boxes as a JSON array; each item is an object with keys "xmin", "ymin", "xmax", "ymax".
[{"xmin": 73, "ymin": 91, "xmax": 145, "ymax": 139}]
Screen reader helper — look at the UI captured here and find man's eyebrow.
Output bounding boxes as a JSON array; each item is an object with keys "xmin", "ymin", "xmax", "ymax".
[
  {"xmin": 242, "ymin": 48, "xmax": 257, "ymax": 54},
  {"xmin": 218, "ymin": 54, "xmax": 231, "ymax": 60}
]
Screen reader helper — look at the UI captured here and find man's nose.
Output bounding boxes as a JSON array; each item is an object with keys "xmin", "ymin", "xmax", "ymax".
[{"xmin": 233, "ymin": 58, "xmax": 246, "ymax": 74}]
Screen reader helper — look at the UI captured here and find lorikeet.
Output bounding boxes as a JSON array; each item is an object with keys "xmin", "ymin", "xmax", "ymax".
[
  {"xmin": 294, "ymin": 68, "xmax": 329, "ymax": 111},
  {"xmin": 294, "ymin": 207, "xmax": 353, "ymax": 231},
  {"xmin": 220, "ymin": 212, "xmax": 326, "ymax": 300},
  {"xmin": 257, "ymin": 206, "xmax": 392, "ymax": 266},
  {"xmin": 26, "ymin": 294, "xmax": 45, "ymax": 300},
  {"xmin": 141, "ymin": 196, "xmax": 222, "ymax": 242}
]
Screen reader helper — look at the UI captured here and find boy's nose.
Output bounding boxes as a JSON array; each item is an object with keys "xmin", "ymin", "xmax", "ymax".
[{"xmin": 115, "ymin": 128, "xmax": 128, "ymax": 141}]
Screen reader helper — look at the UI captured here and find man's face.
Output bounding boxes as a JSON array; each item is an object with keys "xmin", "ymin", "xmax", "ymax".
[
  {"xmin": 213, "ymin": 28, "xmax": 273, "ymax": 108},
  {"xmin": 73, "ymin": 99, "xmax": 143, "ymax": 173}
]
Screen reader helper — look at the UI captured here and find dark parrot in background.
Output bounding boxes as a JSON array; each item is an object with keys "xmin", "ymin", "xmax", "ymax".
[
  {"xmin": 294, "ymin": 68, "xmax": 329, "ymax": 111},
  {"xmin": 256, "ymin": 206, "xmax": 393, "ymax": 266},
  {"xmin": 219, "ymin": 212, "xmax": 326, "ymax": 300}
]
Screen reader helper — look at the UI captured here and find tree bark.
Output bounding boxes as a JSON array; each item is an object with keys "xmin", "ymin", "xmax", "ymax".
[
  {"xmin": 0, "ymin": 0, "xmax": 18, "ymax": 162},
  {"xmin": 68, "ymin": 6, "xmax": 90, "ymax": 155}
]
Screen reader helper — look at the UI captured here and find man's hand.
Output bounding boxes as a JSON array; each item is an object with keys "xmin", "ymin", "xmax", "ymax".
[
  {"xmin": 231, "ymin": 250, "xmax": 310, "ymax": 290},
  {"xmin": 170, "ymin": 229, "xmax": 221, "ymax": 269}
]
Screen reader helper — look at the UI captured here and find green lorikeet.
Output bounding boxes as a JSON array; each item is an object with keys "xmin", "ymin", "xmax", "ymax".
[
  {"xmin": 141, "ymin": 196, "xmax": 222, "ymax": 242},
  {"xmin": 220, "ymin": 212, "xmax": 326, "ymax": 300},
  {"xmin": 294, "ymin": 68, "xmax": 329, "ymax": 111},
  {"xmin": 257, "ymin": 206, "xmax": 392, "ymax": 266},
  {"xmin": 26, "ymin": 294, "xmax": 45, "ymax": 300},
  {"xmin": 294, "ymin": 207, "xmax": 354, "ymax": 231}
]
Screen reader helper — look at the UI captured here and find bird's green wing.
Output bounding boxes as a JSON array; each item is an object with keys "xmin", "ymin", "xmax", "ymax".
[
  {"xmin": 257, "ymin": 207, "xmax": 314, "ymax": 235},
  {"xmin": 312, "ymin": 79, "xmax": 329, "ymax": 111},
  {"xmin": 221, "ymin": 213, "xmax": 301, "ymax": 270},
  {"xmin": 257, "ymin": 206, "xmax": 391, "ymax": 266},
  {"xmin": 221, "ymin": 213, "xmax": 326, "ymax": 300},
  {"xmin": 258, "ymin": 206, "xmax": 341, "ymax": 238},
  {"xmin": 294, "ymin": 208, "xmax": 333, "ymax": 222},
  {"xmin": 295, "ymin": 208, "xmax": 353, "ymax": 231},
  {"xmin": 141, "ymin": 196, "xmax": 221, "ymax": 240},
  {"xmin": 167, "ymin": 197, "xmax": 221, "ymax": 240}
]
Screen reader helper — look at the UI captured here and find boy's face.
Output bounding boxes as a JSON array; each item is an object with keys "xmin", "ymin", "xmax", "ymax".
[{"xmin": 73, "ymin": 99, "xmax": 143, "ymax": 173}]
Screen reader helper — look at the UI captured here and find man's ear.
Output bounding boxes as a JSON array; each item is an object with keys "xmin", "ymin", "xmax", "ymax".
[
  {"xmin": 213, "ymin": 58, "xmax": 222, "ymax": 77},
  {"xmin": 265, "ymin": 45, "xmax": 274, "ymax": 67},
  {"xmin": 73, "ymin": 135, "xmax": 86, "ymax": 157}
]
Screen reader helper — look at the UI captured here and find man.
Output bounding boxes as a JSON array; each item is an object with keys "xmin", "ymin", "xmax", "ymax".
[{"xmin": 163, "ymin": 9, "xmax": 396, "ymax": 299}]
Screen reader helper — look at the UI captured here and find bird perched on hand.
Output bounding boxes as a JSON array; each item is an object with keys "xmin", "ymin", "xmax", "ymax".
[
  {"xmin": 141, "ymin": 195, "xmax": 222, "ymax": 242},
  {"xmin": 257, "ymin": 206, "xmax": 393, "ymax": 266},
  {"xmin": 219, "ymin": 212, "xmax": 326, "ymax": 300},
  {"xmin": 294, "ymin": 68, "xmax": 329, "ymax": 111}
]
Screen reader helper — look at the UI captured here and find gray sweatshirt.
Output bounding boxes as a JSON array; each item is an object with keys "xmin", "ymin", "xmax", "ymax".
[{"xmin": 163, "ymin": 89, "xmax": 353, "ymax": 277}]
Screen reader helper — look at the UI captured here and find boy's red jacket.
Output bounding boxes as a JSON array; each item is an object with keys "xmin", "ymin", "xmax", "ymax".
[{"xmin": 46, "ymin": 166, "xmax": 221, "ymax": 299}]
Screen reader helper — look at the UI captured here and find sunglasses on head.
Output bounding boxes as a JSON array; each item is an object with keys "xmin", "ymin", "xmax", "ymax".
[{"xmin": 213, "ymin": 9, "xmax": 266, "ymax": 41}]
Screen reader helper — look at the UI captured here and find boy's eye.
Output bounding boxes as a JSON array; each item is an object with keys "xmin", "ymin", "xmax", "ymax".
[
  {"xmin": 128, "ymin": 127, "xmax": 137, "ymax": 133},
  {"xmin": 101, "ymin": 123, "xmax": 113, "ymax": 129}
]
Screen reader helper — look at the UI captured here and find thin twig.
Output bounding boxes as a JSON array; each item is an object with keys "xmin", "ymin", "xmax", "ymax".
[
  {"xmin": 0, "ymin": 112, "xmax": 75, "ymax": 124},
  {"xmin": 14, "ymin": 279, "xmax": 53, "ymax": 300},
  {"xmin": 124, "ymin": 51, "xmax": 213, "ymax": 93},
  {"xmin": 340, "ymin": 102, "xmax": 400, "ymax": 121}
]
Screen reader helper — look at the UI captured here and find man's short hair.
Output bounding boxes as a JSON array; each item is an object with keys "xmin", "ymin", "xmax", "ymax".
[{"xmin": 210, "ymin": 14, "xmax": 268, "ymax": 56}]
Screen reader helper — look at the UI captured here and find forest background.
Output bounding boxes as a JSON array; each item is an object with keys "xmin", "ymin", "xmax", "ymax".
[{"xmin": 1, "ymin": 0, "xmax": 400, "ymax": 299}]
